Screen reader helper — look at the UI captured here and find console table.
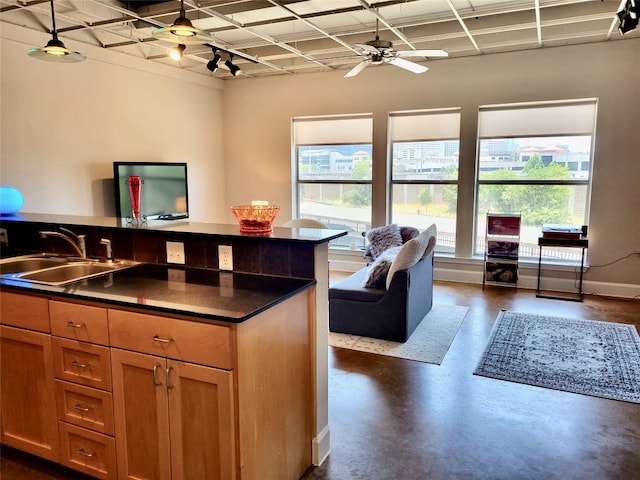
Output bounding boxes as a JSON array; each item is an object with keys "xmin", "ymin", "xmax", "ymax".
[{"xmin": 536, "ymin": 236, "xmax": 588, "ymax": 302}]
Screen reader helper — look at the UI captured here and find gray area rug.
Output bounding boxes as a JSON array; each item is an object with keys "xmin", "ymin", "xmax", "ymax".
[
  {"xmin": 474, "ymin": 310, "xmax": 640, "ymax": 403},
  {"xmin": 329, "ymin": 304, "xmax": 468, "ymax": 365}
]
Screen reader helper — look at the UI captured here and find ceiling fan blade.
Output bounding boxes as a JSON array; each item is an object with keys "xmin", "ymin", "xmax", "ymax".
[
  {"xmin": 355, "ymin": 43, "xmax": 380, "ymax": 54},
  {"xmin": 344, "ymin": 60, "xmax": 370, "ymax": 78},
  {"xmin": 397, "ymin": 49, "xmax": 449, "ymax": 58},
  {"xmin": 389, "ymin": 57, "xmax": 428, "ymax": 74}
]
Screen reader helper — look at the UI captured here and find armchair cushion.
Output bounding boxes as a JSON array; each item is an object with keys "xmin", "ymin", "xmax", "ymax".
[{"xmin": 386, "ymin": 224, "xmax": 437, "ymax": 289}]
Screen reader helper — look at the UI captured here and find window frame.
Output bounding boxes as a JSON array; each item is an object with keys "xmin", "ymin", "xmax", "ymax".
[
  {"xmin": 474, "ymin": 99, "xmax": 597, "ymax": 261},
  {"xmin": 388, "ymin": 108, "xmax": 462, "ymax": 254},
  {"xmin": 292, "ymin": 114, "xmax": 374, "ymax": 247}
]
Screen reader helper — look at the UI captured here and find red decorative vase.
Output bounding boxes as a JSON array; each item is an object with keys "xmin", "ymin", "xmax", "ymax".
[{"xmin": 128, "ymin": 176, "xmax": 142, "ymax": 219}]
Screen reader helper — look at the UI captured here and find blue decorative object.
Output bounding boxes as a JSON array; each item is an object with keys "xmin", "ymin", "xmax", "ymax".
[{"xmin": 0, "ymin": 186, "xmax": 24, "ymax": 215}]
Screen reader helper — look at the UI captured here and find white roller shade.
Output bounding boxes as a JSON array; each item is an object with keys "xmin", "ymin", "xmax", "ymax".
[
  {"xmin": 293, "ymin": 114, "xmax": 372, "ymax": 144},
  {"xmin": 479, "ymin": 100, "xmax": 597, "ymax": 137},
  {"xmin": 389, "ymin": 109, "xmax": 461, "ymax": 141}
]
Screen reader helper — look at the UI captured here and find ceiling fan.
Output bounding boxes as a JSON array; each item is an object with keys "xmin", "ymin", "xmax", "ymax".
[{"xmin": 344, "ymin": 22, "xmax": 448, "ymax": 78}]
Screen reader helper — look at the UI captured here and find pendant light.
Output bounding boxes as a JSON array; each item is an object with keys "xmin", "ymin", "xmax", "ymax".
[
  {"xmin": 27, "ymin": 0, "xmax": 85, "ymax": 63},
  {"xmin": 152, "ymin": 0, "xmax": 213, "ymax": 45}
]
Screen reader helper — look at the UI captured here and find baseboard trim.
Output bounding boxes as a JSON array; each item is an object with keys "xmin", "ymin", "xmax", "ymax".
[{"xmin": 312, "ymin": 425, "xmax": 331, "ymax": 466}]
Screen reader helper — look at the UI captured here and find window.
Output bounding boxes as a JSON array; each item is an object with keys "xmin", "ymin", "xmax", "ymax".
[
  {"xmin": 475, "ymin": 100, "xmax": 597, "ymax": 261},
  {"xmin": 389, "ymin": 109, "xmax": 461, "ymax": 253},
  {"xmin": 293, "ymin": 114, "xmax": 373, "ymax": 248}
]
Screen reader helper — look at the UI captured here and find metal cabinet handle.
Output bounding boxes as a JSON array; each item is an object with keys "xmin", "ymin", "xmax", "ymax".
[
  {"xmin": 66, "ymin": 321, "xmax": 84, "ymax": 328},
  {"xmin": 71, "ymin": 360, "xmax": 88, "ymax": 368},
  {"xmin": 73, "ymin": 403, "xmax": 91, "ymax": 412},
  {"xmin": 166, "ymin": 366, "xmax": 174, "ymax": 389},
  {"xmin": 77, "ymin": 449, "xmax": 95, "ymax": 458},
  {"xmin": 152, "ymin": 335, "xmax": 172, "ymax": 344},
  {"xmin": 153, "ymin": 364, "xmax": 163, "ymax": 386}
]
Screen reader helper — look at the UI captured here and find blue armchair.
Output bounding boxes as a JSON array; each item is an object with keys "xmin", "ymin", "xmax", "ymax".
[{"xmin": 329, "ymin": 225, "xmax": 436, "ymax": 342}]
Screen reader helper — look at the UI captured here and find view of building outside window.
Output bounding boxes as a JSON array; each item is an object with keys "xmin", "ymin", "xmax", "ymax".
[
  {"xmin": 292, "ymin": 102, "xmax": 595, "ymax": 261},
  {"xmin": 389, "ymin": 109, "xmax": 461, "ymax": 254},
  {"xmin": 293, "ymin": 115, "xmax": 373, "ymax": 248},
  {"xmin": 476, "ymin": 135, "xmax": 592, "ymax": 261},
  {"xmin": 475, "ymin": 100, "xmax": 596, "ymax": 262},
  {"xmin": 297, "ymin": 144, "xmax": 373, "ymax": 248},
  {"xmin": 391, "ymin": 140, "xmax": 459, "ymax": 253}
]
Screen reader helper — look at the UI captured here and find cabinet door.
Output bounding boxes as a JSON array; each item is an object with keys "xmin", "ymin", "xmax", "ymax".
[
  {"xmin": 111, "ymin": 348, "xmax": 171, "ymax": 480},
  {"xmin": 167, "ymin": 360, "xmax": 236, "ymax": 480},
  {"xmin": 0, "ymin": 325, "xmax": 59, "ymax": 461}
]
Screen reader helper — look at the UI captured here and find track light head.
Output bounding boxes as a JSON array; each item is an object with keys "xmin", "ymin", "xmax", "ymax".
[
  {"xmin": 618, "ymin": 0, "xmax": 639, "ymax": 35},
  {"xmin": 169, "ymin": 44, "xmax": 186, "ymax": 61},
  {"xmin": 225, "ymin": 54, "xmax": 241, "ymax": 76},
  {"xmin": 207, "ymin": 49, "xmax": 222, "ymax": 72}
]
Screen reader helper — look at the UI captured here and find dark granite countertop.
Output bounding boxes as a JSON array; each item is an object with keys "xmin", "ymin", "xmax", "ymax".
[
  {"xmin": 0, "ymin": 213, "xmax": 348, "ymax": 244},
  {"xmin": 0, "ymin": 263, "xmax": 315, "ymax": 323}
]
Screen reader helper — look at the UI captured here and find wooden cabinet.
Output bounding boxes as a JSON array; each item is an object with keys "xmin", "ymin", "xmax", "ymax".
[
  {"xmin": 1, "ymin": 287, "xmax": 313, "ymax": 480},
  {"xmin": 111, "ymin": 347, "xmax": 235, "ymax": 480},
  {"xmin": 0, "ymin": 292, "xmax": 59, "ymax": 461}
]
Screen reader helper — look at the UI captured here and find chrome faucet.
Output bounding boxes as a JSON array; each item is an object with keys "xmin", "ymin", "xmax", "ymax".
[
  {"xmin": 100, "ymin": 238, "xmax": 113, "ymax": 264},
  {"xmin": 39, "ymin": 227, "xmax": 86, "ymax": 259}
]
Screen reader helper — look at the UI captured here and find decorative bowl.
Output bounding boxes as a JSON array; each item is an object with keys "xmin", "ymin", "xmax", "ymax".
[{"xmin": 231, "ymin": 205, "xmax": 280, "ymax": 233}]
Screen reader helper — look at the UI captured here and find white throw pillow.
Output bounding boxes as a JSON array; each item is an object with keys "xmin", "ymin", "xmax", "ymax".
[{"xmin": 385, "ymin": 224, "xmax": 437, "ymax": 289}]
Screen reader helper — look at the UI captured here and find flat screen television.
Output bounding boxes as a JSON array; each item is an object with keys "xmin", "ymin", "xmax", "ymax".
[{"xmin": 113, "ymin": 162, "xmax": 189, "ymax": 220}]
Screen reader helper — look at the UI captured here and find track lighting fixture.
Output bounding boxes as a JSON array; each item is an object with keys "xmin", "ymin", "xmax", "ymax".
[
  {"xmin": 617, "ymin": 0, "xmax": 639, "ymax": 35},
  {"xmin": 27, "ymin": 0, "xmax": 85, "ymax": 63},
  {"xmin": 207, "ymin": 49, "xmax": 222, "ymax": 72},
  {"xmin": 169, "ymin": 44, "xmax": 186, "ymax": 61},
  {"xmin": 152, "ymin": 0, "xmax": 213, "ymax": 45},
  {"xmin": 225, "ymin": 54, "xmax": 241, "ymax": 76}
]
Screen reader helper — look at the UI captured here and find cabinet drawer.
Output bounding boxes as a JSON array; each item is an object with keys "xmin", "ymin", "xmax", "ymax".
[
  {"xmin": 50, "ymin": 301, "xmax": 109, "ymax": 346},
  {"xmin": 58, "ymin": 422, "xmax": 116, "ymax": 480},
  {"xmin": 109, "ymin": 309, "xmax": 232, "ymax": 369},
  {"xmin": 52, "ymin": 337, "xmax": 112, "ymax": 390},
  {"xmin": 0, "ymin": 292, "xmax": 49, "ymax": 332},
  {"xmin": 55, "ymin": 380, "xmax": 114, "ymax": 435}
]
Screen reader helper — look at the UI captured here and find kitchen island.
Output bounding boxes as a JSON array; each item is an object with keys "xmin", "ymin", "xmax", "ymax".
[{"xmin": 0, "ymin": 213, "xmax": 346, "ymax": 479}]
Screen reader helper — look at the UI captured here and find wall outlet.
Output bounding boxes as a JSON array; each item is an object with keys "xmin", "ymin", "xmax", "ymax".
[
  {"xmin": 218, "ymin": 245, "xmax": 233, "ymax": 271},
  {"xmin": 166, "ymin": 241, "xmax": 185, "ymax": 264}
]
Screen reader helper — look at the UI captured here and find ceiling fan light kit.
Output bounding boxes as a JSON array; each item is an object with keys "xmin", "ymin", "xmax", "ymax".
[{"xmin": 27, "ymin": 0, "xmax": 85, "ymax": 63}]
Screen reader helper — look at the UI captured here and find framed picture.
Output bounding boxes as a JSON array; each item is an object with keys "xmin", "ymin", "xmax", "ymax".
[
  {"xmin": 487, "ymin": 215, "xmax": 521, "ymax": 235},
  {"xmin": 487, "ymin": 241, "xmax": 519, "ymax": 258}
]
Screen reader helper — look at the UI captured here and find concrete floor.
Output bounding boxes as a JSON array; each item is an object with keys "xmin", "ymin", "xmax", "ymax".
[{"xmin": 2, "ymin": 280, "xmax": 639, "ymax": 480}]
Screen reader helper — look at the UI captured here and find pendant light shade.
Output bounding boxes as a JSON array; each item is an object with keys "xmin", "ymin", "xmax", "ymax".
[
  {"xmin": 27, "ymin": 0, "xmax": 85, "ymax": 63},
  {"xmin": 152, "ymin": 0, "xmax": 212, "ymax": 45}
]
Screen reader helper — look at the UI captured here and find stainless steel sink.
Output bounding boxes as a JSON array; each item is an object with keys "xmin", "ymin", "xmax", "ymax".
[
  {"xmin": 0, "ymin": 256, "xmax": 69, "ymax": 274},
  {"xmin": 0, "ymin": 255, "xmax": 140, "ymax": 286}
]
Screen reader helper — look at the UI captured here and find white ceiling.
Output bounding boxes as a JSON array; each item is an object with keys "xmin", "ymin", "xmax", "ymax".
[{"xmin": 1, "ymin": 0, "xmax": 637, "ymax": 79}]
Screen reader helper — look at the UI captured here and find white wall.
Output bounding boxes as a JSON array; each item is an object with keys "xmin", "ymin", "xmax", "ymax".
[
  {"xmin": 222, "ymin": 39, "xmax": 640, "ymax": 288},
  {"xmin": 0, "ymin": 23, "xmax": 227, "ymax": 223}
]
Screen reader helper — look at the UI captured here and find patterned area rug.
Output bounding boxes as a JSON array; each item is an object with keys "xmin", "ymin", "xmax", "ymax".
[
  {"xmin": 329, "ymin": 304, "xmax": 468, "ymax": 365},
  {"xmin": 474, "ymin": 310, "xmax": 640, "ymax": 403}
]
